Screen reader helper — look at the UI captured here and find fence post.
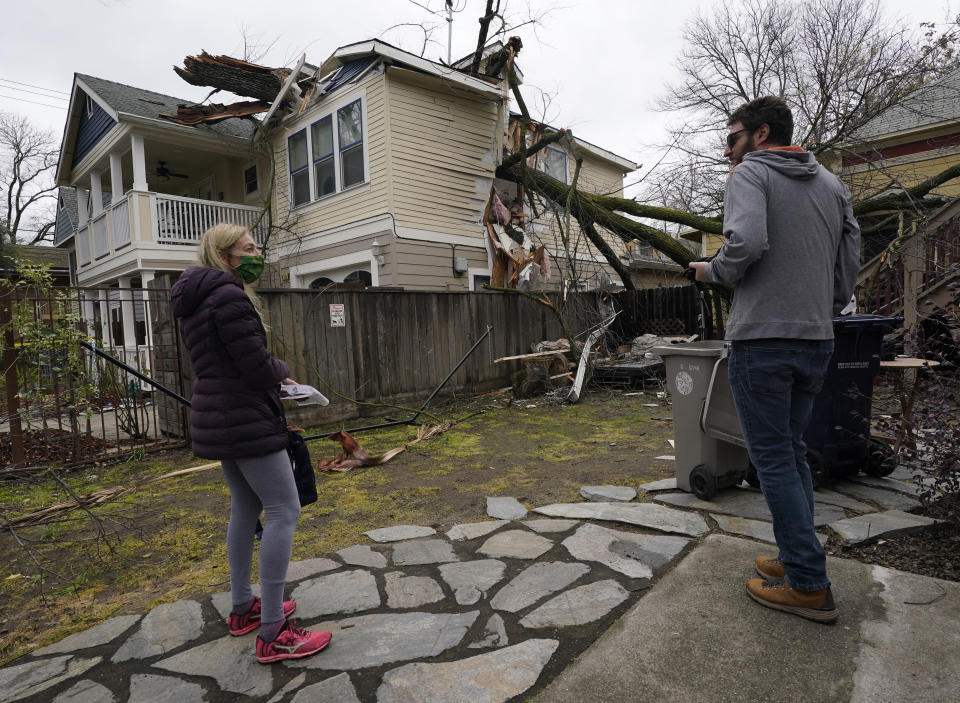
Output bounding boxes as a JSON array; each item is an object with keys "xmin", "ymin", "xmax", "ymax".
[{"xmin": 0, "ymin": 286, "xmax": 26, "ymax": 465}]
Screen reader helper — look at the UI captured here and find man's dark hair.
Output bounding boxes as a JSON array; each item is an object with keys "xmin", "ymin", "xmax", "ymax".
[{"xmin": 728, "ymin": 96, "xmax": 794, "ymax": 146}]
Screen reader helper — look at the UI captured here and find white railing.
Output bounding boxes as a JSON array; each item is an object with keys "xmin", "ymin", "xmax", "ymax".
[
  {"xmin": 112, "ymin": 196, "xmax": 131, "ymax": 248},
  {"xmin": 92, "ymin": 213, "xmax": 109, "ymax": 259},
  {"xmin": 154, "ymin": 194, "xmax": 266, "ymax": 244},
  {"xmin": 77, "ymin": 225, "xmax": 91, "ymax": 265}
]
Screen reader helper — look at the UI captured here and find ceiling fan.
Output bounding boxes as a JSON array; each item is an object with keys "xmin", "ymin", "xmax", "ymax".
[{"xmin": 152, "ymin": 161, "xmax": 189, "ymax": 180}]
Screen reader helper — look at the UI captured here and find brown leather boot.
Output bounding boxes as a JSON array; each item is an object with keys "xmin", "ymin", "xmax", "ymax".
[
  {"xmin": 746, "ymin": 578, "xmax": 838, "ymax": 623},
  {"xmin": 755, "ymin": 556, "xmax": 786, "ymax": 580}
]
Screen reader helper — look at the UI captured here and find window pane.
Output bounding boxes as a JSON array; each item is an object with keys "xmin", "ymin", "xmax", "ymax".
[
  {"xmin": 341, "ymin": 144, "xmax": 364, "ymax": 187},
  {"xmin": 288, "ymin": 130, "xmax": 308, "ymax": 172},
  {"xmin": 292, "ymin": 171, "xmax": 310, "ymax": 207},
  {"xmin": 315, "ymin": 158, "xmax": 335, "ymax": 197},
  {"xmin": 544, "ymin": 147, "xmax": 567, "ymax": 182},
  {"xmin": 244, "ymin": 165, "xmax": 258, "ymax": 194},
  {"xmin": 338, "ymin": 101, "xmax": 363, "ymax": 148},
  {"xmin": 311, "ymin": 116, "xmax": 333, "ymax": 159}
]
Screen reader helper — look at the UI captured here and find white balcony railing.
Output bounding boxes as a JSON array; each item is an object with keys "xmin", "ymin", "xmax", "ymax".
[
  {"xmin": 92, "ymin": 212, "xmax": 109, "ymax": 259},
  {"xmin": 154, "ymin": 194, "xmax": 266, "ymax": 245},
  {"xmin": 112, "ymin": 196, "xmax": 131, "ymax": 248},
  {"xmin": 77, "ymin": 224, "xmax": 91, "ymax": 265}
]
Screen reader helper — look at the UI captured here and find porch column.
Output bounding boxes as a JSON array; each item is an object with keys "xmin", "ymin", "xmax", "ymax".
[
  {"xmin": 98, "ymin": 288, "xmax": 111, "ymax": 346},
  {"xmin": 118, "ymin": 276, "xmax": 138, "ymax": 356},
  {"xmin": 109, "ymin": 152, "xmax": 124, "ymax": 200},
  {"xmin": 140, "ymin": 271, "xmax": 155, "ymax": 348},
  {"xmin": 131, "ymin": 134, "xmax": 148, "ymax": 191},
  {"xmin": 82, "ymin": 297, "xmax": 97, "ymax": 339},
  {"xmin": 90, "ymin": 171, "xmax": 104, "ymax": 217}
]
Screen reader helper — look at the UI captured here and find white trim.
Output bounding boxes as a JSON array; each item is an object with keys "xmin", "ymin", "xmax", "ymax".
[
  {"xmin": 289, "ymin": 250, "xmax": 380, "ymax": 287},
  {"xmin": 467, "ymin": 267, "xmax": 492, "ymax": 291},
  {"xmin": 75, "ymin": 78, "xmax": 118, "ymax": 121},
  {"xmin": 274, "ymin": 214, "xmax": 393, "ymax": 259},
  {"xmin": 395, "ymin": 225, "xmax": 485, "ymax": 248}
]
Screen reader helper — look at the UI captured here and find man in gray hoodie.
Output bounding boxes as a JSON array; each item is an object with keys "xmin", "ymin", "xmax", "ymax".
[{"xmin": 689, "ymin": 96, "xmax": 860, "ymax": 623}]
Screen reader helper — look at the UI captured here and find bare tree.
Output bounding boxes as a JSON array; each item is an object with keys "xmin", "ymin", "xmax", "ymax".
[
  {"xmin": 648, "ymin": 0, "xmax": 956, "ymax": 216},
  {"xmin": 0, "ymin": 112, "xmax": 58, "ymax": 246}
]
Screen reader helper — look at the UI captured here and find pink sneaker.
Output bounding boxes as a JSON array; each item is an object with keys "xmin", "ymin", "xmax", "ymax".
[
  {"xmin": 228, "ymin": 596, "xmax": 296, "ymax": 636},
  {"xmin": 256, "ymin": 619, "xmax": 332, "ymax": 663}
]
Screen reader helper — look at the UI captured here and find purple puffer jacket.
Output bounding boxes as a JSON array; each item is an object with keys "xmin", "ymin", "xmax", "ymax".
[{"xmin": 171, "ymin": 266, "xmax": 289, "ymax": 460}]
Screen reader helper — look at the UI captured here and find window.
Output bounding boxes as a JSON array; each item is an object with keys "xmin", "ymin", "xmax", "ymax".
[
  {"xmin": 288, "ymin": 130, "xmax": 310, "ymax": 207},
  {"xmin": 311, "ymin": 116, "xmax": 335, "ymax": 197},
  {"xmin": 85, "ymin": 95, "xmax": 95, "ymax": 118},
  {"xmin": 540, "ymin": 146, "xmax": 568, "ymax": 183},
  {"xmin": 309, "ymin": 276, "xmax": 335, "ymax": 289},
  {"xmin": 288, "ymin": 97, "xmax": 366, "ymax": 208},
  {"xmin": 343, "ymin": 270, "xmax": 372, "ymax": 286},
  {"xmin": 338, "ymin": 100, "xmax": 364, "ymax": 188},
  {"xmin": 243, "ymin": 164, "xmax": 258, "ymax": 195}
]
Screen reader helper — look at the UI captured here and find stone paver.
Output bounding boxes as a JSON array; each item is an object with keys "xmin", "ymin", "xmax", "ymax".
[
  {"xmin": 813, "ymin": 489, "xmax": 878, "ymax": 513},
  {"xmin": 487, "ymin": 496, "xmax": 528, "ymax": 519},
  {"xmin": 847, "ymin": 474, "xmax": 924, "ymax": 496},
  {"xmin": 490, "ymin": 562, "xmax": 590, "ymax": 613},
  {"xmin": 831, "ymin": 482, "xmax": 922, "ymax": 511},
  {"xmin": 52, "ymin": 679, "xmax": 116, "ymax": 703},
  {"xmin": 286, "ymin": 557, "xmax": 341, "ymax": 581},
  {"xmin": 33, "ymin": 615, "xmax": 140, "ymax": 656},
  {"xmin": 289, "ymin": 612, "xmax": 479, "ymax": 670},
  {"xmin": 580, "ymin": 485, "xmax": 637, "ymax": 502},
  {"xmin": 336, "ymin": 544, "xmax": 388, "ymax": 568},
  {"xmin": 385, "ymin": 572, "xmax": 445, "ymax": 608},
  {"xmin": 654, "ymin": 490, "xmax": 846, "ymax": 526},
  {"xmin": 469, "ymin": 613, "xmax": 509, "ymax": 649},
  {"xmin": 446, "ymin": 520, "xmax": 509, "ymax": 541},
  {"xmin": 829, "ymin": 510, "xmax": 940, "ymax": 545},
  {"xmin": 155, "ymin": 634, "xmax": 273, "ymax": 697},
  {"xmin": 211, "ymin": 586, "xmax": 259, "ymax": 620},
  {"xmin": 534, "ymin": 501, "xmax": 709, "ymax": 537},
  {"xmin": 562, "ymin": 523, "xmax": 690, "ymax": 579},
  {"xmin": 392, "ymin": 538, "xmax": 459, "ymax": 565},
  {"xmin": 522, "ymin": 518, "xmax": 579, "ymax": 533},
  {"xmin": 290, "ymin": 569, "xmax": 381, "ymax": 618},
  {"xmin": 478, "ymin": 529, "xmax": 554, "ymax": 559},
  {"xmin": 364, "ymin": 525, "xmax": 435, "ymax": 542},
  {"xmin": 637, "ymin": 477, "xmax": 677, "ymax": 492},
  {"xmin": 0, "ymin": 656, "xmax": 100, "ymax": 703},
  {"xmin": 128, "ymin": 673, "xmax": 207, "ymax": 703},
  {"xmin": 520, "ymin": 579, "xmax": 630, "ymax": 628},
  {"xmin": 376, "ymin": 639, "xmax": 559, "ymax": 703},
  {"xmin": 267, "ymin": 673, "xmax": 306, "ymax": 703},
  {"xmin": 438, "ymin": 559, "xmax": 508, "ymax": 605},
  {"xmin": 112, "ymin": 601, "xmax": 204, "ymax": 662},
  {"xmin": 290, "ymin": 672, "xmax": 360, "ymax": 703}
]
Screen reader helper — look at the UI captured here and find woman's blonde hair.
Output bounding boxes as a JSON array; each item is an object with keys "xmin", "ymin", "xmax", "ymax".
[{"xmin": 197, "ymin": 223, "xmax": 268, "ymax": 327}]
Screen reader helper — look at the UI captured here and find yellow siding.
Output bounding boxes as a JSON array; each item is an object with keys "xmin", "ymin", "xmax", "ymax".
[
  {"xmin": 386, "ymin": 68, "xmax": 500, "ymax": 238},
  {"xmin": 270, "ymin": 74, "xmax": 390, "ymax": 241}
]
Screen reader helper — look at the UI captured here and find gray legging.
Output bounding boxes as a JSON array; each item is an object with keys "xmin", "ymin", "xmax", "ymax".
[{"xmin": 221, "ymin": 449, "xmax": 300, "ymax": 626}]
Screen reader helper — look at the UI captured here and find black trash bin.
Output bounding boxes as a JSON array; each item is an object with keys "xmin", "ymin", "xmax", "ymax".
[{"xmin": 801, "ymin": 314, "xmax": 902, "ymax": 483}]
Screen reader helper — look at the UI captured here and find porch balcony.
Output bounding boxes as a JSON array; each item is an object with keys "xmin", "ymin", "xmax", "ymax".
[{"xmin": 67, "ymin": 192, "xmax": 266, "ymax": 284}]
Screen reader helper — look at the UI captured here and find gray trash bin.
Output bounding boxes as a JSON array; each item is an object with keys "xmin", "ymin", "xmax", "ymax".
[{"xmin": 652, "ymin": 341, "xmax": 749, "ymax": 499}]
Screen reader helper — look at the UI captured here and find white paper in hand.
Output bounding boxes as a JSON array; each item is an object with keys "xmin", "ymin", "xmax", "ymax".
[{"xmin": 279, "ymin": 384, "xmax": 330, "ymax": 407}]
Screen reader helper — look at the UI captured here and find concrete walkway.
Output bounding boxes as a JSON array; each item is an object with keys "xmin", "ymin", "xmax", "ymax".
[{"xmin": 2, "ymin": 474, "xmax": 958, "ymax": 702}]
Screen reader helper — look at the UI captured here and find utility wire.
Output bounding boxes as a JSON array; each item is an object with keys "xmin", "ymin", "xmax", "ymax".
[
  {"xmin": 0, "ymin": 83, "xmax": 68, "ymax": 101},
  {"xmin": 0, "ymin": 77, "xmax": 70, "ymax": 95},
  {"xmin": 0, "ymin": 93, "xmax": 68, "ymax": 110}
]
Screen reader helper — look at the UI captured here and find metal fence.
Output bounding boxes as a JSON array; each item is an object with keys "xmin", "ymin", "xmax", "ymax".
[{"xmin": 1, "ymin": 283, "xmax": 189, "ymax": 469}]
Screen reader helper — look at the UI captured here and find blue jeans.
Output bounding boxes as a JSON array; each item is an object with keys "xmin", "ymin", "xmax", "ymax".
[{"xmin": 728, "ymin": 338, "xmax": 834, "ymax": 591}]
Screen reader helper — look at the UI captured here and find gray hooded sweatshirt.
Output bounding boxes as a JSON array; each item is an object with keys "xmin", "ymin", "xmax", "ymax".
[{"xmin": 704, "ymin": 149, "xmax": 860, "ymax": 340}]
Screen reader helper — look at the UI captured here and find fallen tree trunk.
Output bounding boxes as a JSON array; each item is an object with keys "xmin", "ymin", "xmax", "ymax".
[{"xmin": 173, "ymin": 52, "xmax": 292, "ymax": 102}]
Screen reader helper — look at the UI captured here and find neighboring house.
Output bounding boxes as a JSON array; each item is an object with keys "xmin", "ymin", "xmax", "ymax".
[
  {"xmin": 831, "ymin": 67, "xmax": 960, "ymax": 211},
  {"xmin": 53, "ymin": 40, "xmax": 641, "ymax": 351},
  {"xmin": 0, "ymin": 245, "xmax": 71, "ymax": 286}
]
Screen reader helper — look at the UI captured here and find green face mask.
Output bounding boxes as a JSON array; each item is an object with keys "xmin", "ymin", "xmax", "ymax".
[{"xmin": 234, "ymin": 255, "xmax": 265, "ymax": 283}]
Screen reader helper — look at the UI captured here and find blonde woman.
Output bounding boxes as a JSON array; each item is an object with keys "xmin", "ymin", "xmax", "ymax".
[{"xmin": 171, "ymin": 224, "xmax": 331, "ymax": 663}]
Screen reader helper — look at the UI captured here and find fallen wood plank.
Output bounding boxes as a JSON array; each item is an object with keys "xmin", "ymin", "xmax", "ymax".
[{"xmin": 494, "ymin": 350, "xmax": 572, "ymax": 363}]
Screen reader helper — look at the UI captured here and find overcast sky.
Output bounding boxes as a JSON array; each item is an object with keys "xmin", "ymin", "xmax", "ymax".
[{"xmin": 2, "ymin": 0, "xmax": 956, "ymax": 190}]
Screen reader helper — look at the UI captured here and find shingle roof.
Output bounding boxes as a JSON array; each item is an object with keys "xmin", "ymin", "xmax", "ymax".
[
  {"xmin": 76, "ymin": 74, "xmax": 257, "ymax": 140},
  {"xmin": 58, "ymin": 187, "xmax": 78, "ymax": 228},
  {"xmin": 853, "ymin": 68, "xmax": 960, "ymax": 140}
]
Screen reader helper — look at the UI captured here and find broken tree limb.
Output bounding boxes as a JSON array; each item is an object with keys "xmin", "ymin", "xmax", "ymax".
[
  {"xmin": 160, "ymin": 100, "xmax": 270, "ymax": 125},
  {"xmin": 854, "ymin": 163, "xmax": 960, "ymax": 217},
  {"xmin": 173, "ymin": 51, "xmax": 293, "ymax": 102},
  {"xmin": 581, "ymin": 217, "xmax": 636, "ymax": 291}
]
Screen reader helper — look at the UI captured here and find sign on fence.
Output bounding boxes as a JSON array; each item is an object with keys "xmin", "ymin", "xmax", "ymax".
[{"xmin": 329, "ymin": 304, "xmax": 346, "ymax": 327}]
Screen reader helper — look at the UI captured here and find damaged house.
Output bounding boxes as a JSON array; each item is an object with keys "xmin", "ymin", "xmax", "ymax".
[{"xmin": 53, "ymin": 38, "xmax": 654, "ymax": 343}]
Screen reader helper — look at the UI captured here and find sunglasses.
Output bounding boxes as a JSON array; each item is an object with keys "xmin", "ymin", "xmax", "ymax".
[{"xmin": 726, "ymin": 128, "xmax": 753, "ymax": 149}]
